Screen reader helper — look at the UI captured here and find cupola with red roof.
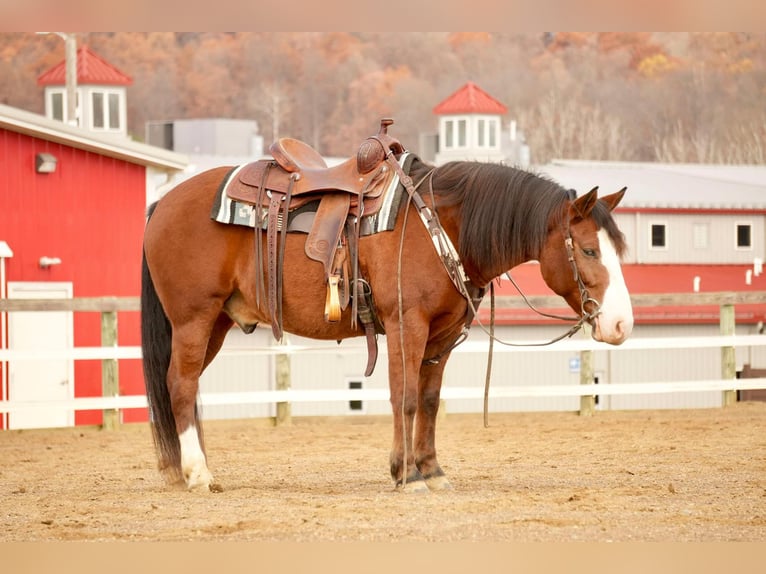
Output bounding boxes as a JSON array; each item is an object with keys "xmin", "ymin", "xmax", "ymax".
[
  {"xmin": 433, "ymin": 81, "xmax": 508, "ymax": 165},
  {"xmin": 37, "ymin": 44, "xmax": 132, "ymax": 136}
]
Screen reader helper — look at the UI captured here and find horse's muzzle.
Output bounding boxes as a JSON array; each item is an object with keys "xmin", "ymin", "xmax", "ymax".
[{"xmin": 592, "ymin": 315, "xmax": 633, "ymax": 345}]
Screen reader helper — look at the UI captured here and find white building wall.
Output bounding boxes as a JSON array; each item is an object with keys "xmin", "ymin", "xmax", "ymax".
[
  {"xmin": 198, "ymin": 317, "xmax": 765, "ymax": 421},
  {"xmin": 615, "ymin": 212, "xmax": 766, "ymax": 265}
]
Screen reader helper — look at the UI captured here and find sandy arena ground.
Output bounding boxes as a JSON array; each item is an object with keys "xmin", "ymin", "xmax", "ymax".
[{"xmin": 1, "ymin": 402, "xmax": 764, "ymax": 542}]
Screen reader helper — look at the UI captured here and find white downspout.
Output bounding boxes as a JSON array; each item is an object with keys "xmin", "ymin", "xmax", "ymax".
[{"xmin": 0, "ymin": 241, "xmax": 13, "ymax": 429}]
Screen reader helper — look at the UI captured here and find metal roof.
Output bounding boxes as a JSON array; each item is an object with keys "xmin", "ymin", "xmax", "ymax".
[
  {"xmin": 537, "ymin": 160, "xmax": 766, "ymax": 211},
  {"xmin": 37, "ymin": 45, "xmax": 132, "ymax": 86},
  {"xmin": 433, "ymin": 81, "xmax": 508, "ymax": 115},
  {"xmin": 0, "ymin": 103, "xmax": 187, "ymax": 171}
]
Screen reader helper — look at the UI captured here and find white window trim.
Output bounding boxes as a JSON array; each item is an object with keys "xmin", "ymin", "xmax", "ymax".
[
  {"xmin": 88, "ymin": 88, "xmax": 125, "ymax": 133},
  {"xmin": 648, "ymin": 221, "xmax": 668, "ymax": 251},
  {"xmin": 441, "ymin": 116, "xmax": 470, "ymax": 150},
  {"xmin": 735, "ymin": 221, "xmax": 753, "ymax": 251},
  {"xmin": 45, "ymin": 88, "xmax": 78, "ymax": 125},
  {"xmin": 476, "ymin": 116, "xmax": 500, "ymax": 150}
]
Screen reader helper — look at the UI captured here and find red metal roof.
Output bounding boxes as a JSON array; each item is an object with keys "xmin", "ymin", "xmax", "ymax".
[
  {"xmin": 480, "ymin": 263, "xmax": 766, "ymax": 326},
  {"xmin": 432, "ymin": 81, "xmax": 508, "ymax": 115},
  {"xmin": 37, "ymin": 45, "xmax": 132, "ymax": 87}
]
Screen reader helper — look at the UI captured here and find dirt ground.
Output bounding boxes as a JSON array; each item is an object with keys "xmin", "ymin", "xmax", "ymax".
[{"xmin": 1, "ymin": 402, "xmax": 764, "ymax": 542}]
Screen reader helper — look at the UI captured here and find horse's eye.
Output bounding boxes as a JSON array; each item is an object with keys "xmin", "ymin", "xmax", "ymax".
[{"xmin": 582, "ymin": 248, "xmax": 598, "ymax": 258}]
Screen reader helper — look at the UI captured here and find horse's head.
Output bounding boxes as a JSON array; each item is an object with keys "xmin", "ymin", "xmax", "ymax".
[{"xmin": 539, "ymin": 187, "xmax": 633, "ymax": 345}]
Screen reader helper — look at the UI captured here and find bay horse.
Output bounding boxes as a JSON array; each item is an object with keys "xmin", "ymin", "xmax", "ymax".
[{"xmin": 141, "ymin": 149, "xmax": 633, "ymax": 492}]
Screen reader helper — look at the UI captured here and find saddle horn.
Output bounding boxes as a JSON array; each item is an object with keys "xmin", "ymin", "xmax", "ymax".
[{"xmin": 357, "ymin": 118, "xmax": 406, "ymax": 174}]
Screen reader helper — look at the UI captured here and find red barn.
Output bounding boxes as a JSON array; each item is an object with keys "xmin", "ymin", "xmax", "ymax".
[{"xmin": 0, "ymin": 103, "xmax": 187, "ymax": 429}]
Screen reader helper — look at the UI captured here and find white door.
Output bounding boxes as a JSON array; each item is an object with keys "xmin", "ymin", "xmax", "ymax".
[{"xmin": 8, "ymin": 282, "xmax": 74, "ymax": 429}]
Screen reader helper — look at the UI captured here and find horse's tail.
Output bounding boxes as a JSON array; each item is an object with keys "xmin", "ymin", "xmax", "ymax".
[{"xmin": 141, "ymin": 202, "xmax": 183, "ymax": 483}]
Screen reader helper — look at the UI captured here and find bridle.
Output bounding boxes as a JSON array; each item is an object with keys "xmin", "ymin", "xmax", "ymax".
[{"xmin": 502, "ymin": 230, "xmax": 604, "ymax": 341}]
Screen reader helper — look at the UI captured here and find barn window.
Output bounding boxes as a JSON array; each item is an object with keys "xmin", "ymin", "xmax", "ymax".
[
  {"xmin": 650, "ymin": 223, "xmax": 666, "ymax": 249},
  {"xmin": 476, "ymin": 118, "xmax": 499, "ymax": 149},
  {"xmin": 443, "ymin": 118, "xmax": 468, "ymax": 150},
  {"xmin": 50, "ymin": 91, "xmax": 64, "ymax": 122},
  {"xmin": 736, "ymin": 223, "xmax": 752, "ymax": 249},
  {"xmin": 90, "ymin": 89, "xmax": 123, "ymax": 132},
  {"xmin": 348, "ymin": 380, "xmax": 363, "ymax": 412},
  {"xmin": 456, "ymin": 119, "xmax": 467, "ymax": 147}
]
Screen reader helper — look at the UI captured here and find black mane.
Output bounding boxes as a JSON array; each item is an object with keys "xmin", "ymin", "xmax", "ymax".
[
  {"xmin": 412, "ymin": 160, "xmax": 569, "ymax": 271},
  {"xmin": 408, "ymin": 159, "xmax": 627, "ymax": 270}
]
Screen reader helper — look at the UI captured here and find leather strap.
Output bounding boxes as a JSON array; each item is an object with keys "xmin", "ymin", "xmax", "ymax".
[
  {"xmin": 254, "ymin": 163, "xmax": 271, "ymax": 308},
  {"xmin": 267, "ymin": 192, "xmax": 284, "ymax": 340},
  {"xmin": 354, "ymin": 278, "xmax": 380, "ymax": 376}
]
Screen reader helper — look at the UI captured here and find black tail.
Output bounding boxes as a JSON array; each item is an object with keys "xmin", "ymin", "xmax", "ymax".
[{"xmin": 141, "ymin": 203, "xmax": 183, "ymax": 483}]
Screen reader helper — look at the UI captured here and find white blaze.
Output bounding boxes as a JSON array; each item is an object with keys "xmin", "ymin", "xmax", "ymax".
[{"xmin": 594, "ymin": 229, "xmax": 633, "ymax": 343}]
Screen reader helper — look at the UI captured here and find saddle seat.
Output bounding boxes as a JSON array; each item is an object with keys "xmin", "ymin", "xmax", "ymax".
[{"xmin": 269, "ymin": 137, "xmax": 328, "ymax": 172}]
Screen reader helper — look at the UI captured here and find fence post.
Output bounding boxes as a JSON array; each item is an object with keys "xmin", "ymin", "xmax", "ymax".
[
  {"xmin": 720, "ymin": 303, "xmax": 737, "ymax": 406},
  {"xmin": 275, "ymin": 336, "xmax": 291, "ymax": 426},
  {"xmin": 579, "ymin": 348, "xmax": 595, "ymax": 416},
  {"xmin": 101, "ymin": 309, "xmax": 120, "ymax": 430}
]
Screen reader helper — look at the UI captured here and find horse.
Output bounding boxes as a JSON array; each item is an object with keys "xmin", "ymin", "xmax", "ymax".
[{"xmin": 141, "ymin": 149, "xmax": 633, "ymax": 493}]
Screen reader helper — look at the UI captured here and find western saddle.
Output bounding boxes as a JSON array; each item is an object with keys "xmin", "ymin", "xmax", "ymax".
[{"xmin": 224, "ymin": 119, "xmax": 407, "ymax": 375}]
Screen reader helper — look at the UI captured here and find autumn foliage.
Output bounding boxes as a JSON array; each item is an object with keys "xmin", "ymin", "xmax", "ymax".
[{"xmin": 1, "ymin": 32, "xmax": 764, "ymax": 163}]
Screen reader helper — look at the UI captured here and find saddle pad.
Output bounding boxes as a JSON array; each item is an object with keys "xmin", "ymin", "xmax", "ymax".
[{"xmin": 210, "ymin": 153, "xmax": 414, "ymax": 236}]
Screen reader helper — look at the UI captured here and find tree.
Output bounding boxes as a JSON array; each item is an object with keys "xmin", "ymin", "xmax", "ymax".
[{"xmin": 519, "ymin": 89, "xmax": 629, "ymax": 163}]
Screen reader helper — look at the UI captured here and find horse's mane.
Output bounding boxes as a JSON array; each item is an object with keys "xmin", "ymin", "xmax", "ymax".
[
  {"xmin": 408, "ymin": 159, "xmax": 627, "ymax": 270},
  {"xmin": 408, "ymin": 160, "xmax": 566, "ymax": 271}
]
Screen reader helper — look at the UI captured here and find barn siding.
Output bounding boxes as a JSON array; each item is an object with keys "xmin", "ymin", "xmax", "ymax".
[
  {"xmin": 615, "ymin": 212, "xmax": 766, "ymax": 265},
  {"xmin": 0, "ymin": 127, "xmax": 147, "ymax": 425}
]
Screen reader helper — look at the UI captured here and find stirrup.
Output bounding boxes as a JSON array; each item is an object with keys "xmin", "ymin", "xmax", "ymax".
[{"xmin": 325, "ymin": 275, "xmax": 341, "ymax": 322}]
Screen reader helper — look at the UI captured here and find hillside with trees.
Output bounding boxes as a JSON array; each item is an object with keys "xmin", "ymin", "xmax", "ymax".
[{"xmin": 1, "ymin": 32, "xmax": 764, "ymax": 164}]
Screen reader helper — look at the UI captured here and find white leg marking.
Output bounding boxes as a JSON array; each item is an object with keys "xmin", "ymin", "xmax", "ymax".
[
  {"xmin": 595, "ymin": 229, "xmax": 633, "ymax": 344},
  {"xmin": 179, "ymin": 426, "xmax": 214, "ymax": 491}
]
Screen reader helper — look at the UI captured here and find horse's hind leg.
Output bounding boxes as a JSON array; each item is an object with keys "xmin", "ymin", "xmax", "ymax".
[
  {"xmin": 415, "ymin": 358, "xmax": 452, "ymax": 491},
  {"xmin": 167, "ymin": 317, "xmax": 221, "ymax": 491}
]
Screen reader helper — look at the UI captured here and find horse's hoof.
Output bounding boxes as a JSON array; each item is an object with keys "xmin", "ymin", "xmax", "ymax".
[
  {"xmin": 185, "ymin": 468, "xmax": 215, "ymax": 492},
  {"xmin": 396, "ymin": 479, "xmax": 429, "ymax": 493},
  {"xmin": 425, "ymin": 474, "xmax": 453, "ymax": 491}
]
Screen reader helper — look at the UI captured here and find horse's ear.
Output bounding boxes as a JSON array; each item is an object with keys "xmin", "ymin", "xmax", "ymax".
[
  {"xmin": 599, "ymin": 187, "xmax": 627, "ymax": 212},
  {"xmin": 570, "ymin": 187, "xmax": 599, "ymax": 219}
]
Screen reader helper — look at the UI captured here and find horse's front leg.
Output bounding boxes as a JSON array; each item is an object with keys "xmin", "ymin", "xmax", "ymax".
[
  {"xmin": 386, "ymin": 318, "xmax": 429, "ymax": 492},
  {"xmin": 414, "ymin": 357, "xmax": 452, "ymax": 491}
]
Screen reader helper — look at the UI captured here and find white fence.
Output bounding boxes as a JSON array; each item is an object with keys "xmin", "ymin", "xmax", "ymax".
[
  {"xmin": 1, "ymin": 294, "xmax": 765, "ymax": 426},
  {"xmin": 1, "ymin": 334, "xmax": 765, "ymax": 416}
]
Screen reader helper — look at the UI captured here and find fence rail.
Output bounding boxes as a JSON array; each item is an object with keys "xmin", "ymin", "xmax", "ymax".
[{"xmin": 1, "ymin": 293, "xmax": 765, "ymax": 426}]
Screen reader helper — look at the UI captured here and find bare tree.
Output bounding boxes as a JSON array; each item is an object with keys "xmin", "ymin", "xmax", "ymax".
[
  {"xmin": 249, "ymin": 81, "xmax": 292, "ymax": 143},
  {"xmin": 520, "ymin": 89, "xmax": 629, "ymax": 164}
]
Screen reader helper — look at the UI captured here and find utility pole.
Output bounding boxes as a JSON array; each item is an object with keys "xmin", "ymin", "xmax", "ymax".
[
  {"xmin": 38, "ymin": 32, "xmax": 78, "ymax": 125},
  {"xmin": 63, "ymin": 33, "xmax": 77, "ymax": 126}
]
